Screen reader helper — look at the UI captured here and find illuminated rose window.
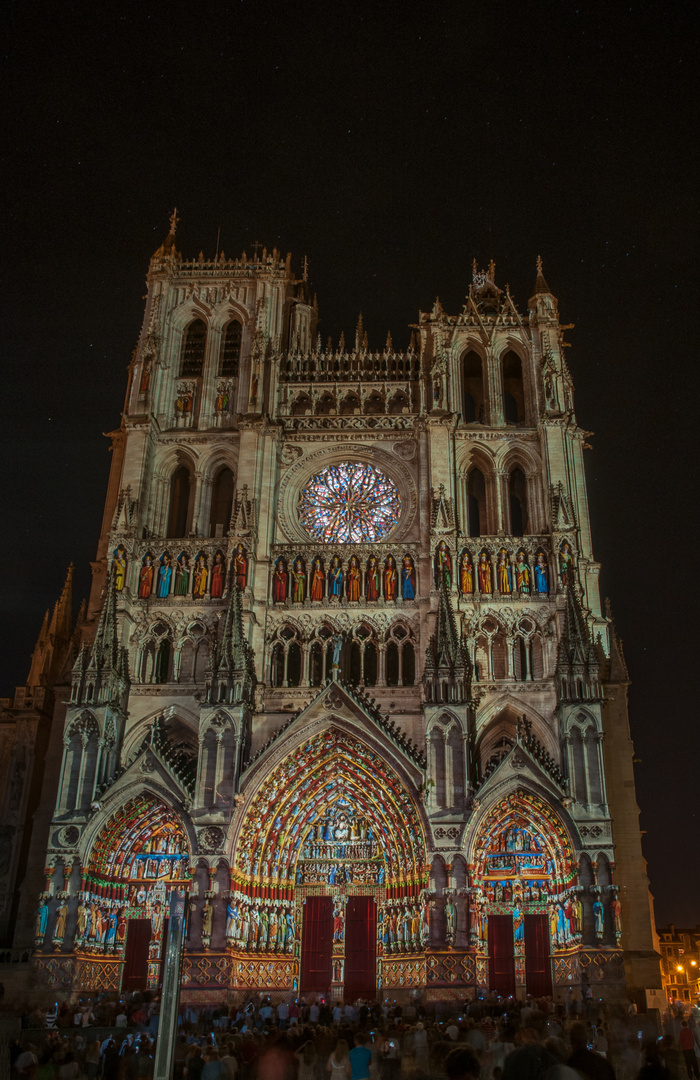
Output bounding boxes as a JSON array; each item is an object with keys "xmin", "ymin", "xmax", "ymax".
[{"xmin": 298, "ymin": 462, "xmax": 401, "ymax": 544}]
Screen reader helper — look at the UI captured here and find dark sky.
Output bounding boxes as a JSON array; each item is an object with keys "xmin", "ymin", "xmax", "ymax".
[{"xmin": 2, "ymin": 2, "xmax": 697, "ymax": 925}]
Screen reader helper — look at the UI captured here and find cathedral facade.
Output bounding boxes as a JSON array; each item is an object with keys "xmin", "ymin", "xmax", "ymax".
[{"xmin": 5, "ymin": 217, "xmax": 660, "ymax": 1004}]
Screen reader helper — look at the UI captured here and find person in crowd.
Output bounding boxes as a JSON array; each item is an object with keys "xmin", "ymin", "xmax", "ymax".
[{"xmin": 327, "ymin": 1038, "xmax": 350, "ymax": 1080}]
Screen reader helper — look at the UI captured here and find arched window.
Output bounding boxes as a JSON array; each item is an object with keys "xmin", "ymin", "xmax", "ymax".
[
  {"xmin": 340, "ymin": 394, "xmax": 360, "ymax": 416},
  {"xmin": 287, "ymin": 642, "xmax": 302, "ymax": 687},
  {"xmin": 219, "ymin": 321, "xmax": 241, "ymax": 377},
  {"xmin": 271, "ymin": 644, "xmax": 284, "ymax": 687},
  {"xmin": 349, "ymin": 641, "xmax": 362, "ymax": 685},
  {"xmin": 462, "ymin": 351, "xmax": 484, "ymax": 423},
  {"xmin": 570, "ymin": 728, "xmax": 587, "ymax": 802},
  {"xmin": 291, "ymin": 393, "xmax": 312, "ymax": 417},
  {"xmin": 386, "ymin": 641, "xmax": 399, "ymax": 687},
  {"xmin": 503, "ymin": 351, "xmax": 525, "ymax": 424},
  {"xmin": 509, "ymin": 468, "xmax": 529, "ymax": 535},
  {"xmin": 316, "ymin": 393, "xmax": 335, "ymax": 415},
  {"xmin": 467, "ymin": 469, "xmax": 486, "ymax": 537},
  {"xmin": 402, "ymin": 642, "xmax": 415, "ymax": 686},
  {"xmin": 364, "ymin": 641, "xmax": 378, "ymax": 687},
  {"xmin": 209, "ymin": 467, "xmax": 234, "ymax": 537},
  {"xmin": 167, "ymin": 466, "xmax": 192, "ymax": 538},
  {"xmin": 310, "ymin": 643, "xmax": 324, "ymax": 686},
  {"xmin": 180, "ymin": 319, "xmax": 207, "ymax": 378},
  {"xmin": 154, "ymin": 640, "xmax": 171, "ymax": 684}
]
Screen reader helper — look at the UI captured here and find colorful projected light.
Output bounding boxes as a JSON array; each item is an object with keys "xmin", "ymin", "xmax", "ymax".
[{"xmin": 298, "ymin": 462, "xmax": 400, "ymax": 543}]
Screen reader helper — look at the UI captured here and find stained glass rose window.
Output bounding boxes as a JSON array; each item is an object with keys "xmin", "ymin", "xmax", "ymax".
[{"xmin": 298, "ymin": 462, "xmax": 401, "ymax": 543}]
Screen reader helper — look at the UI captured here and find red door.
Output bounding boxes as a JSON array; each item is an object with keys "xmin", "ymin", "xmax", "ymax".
[
  {"xmin": 122, "ymin": 918, "xmax": 151, "ymax": 992},
  {"xmin": 300, "ymin": 897, "xmax": 333, "ymax": 996},
  {"xmin": 344, "ymin": 896, "xmax": 376, "ymax": 1000},
  {"xmin": 488, "ymin": 914, "xmax": 515, "ymax": 997},
  {"xmin": 524, "ymin": 914, "xmax": 552, "ymax": 996}
]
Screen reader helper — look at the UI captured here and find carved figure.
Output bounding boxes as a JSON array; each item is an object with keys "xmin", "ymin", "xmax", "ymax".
[
  {"xmin": 401, "ymin": 555, "xmax": 416, "ymax": 599},
  {"xmin": 273, "ymin": 558, "xmax": 288, "ymax": 602},
  {"xmin": 174, "ymin": 552, "xmax": 190, "ymax": 596},
  {"xmin": 138, "ymin": 555, "xmax": 154, "ymax": 599},
  {"xmin": 113, "ymin": 546, "xmax": 127, "ymax": 592},
  {"xmin": 497, "ymin": 549, "xmax": 511, "ymax": 594},
  {"xmin": 233, "ymin": 544, "xmax": 247, "ymax": 590},
  {"xmin": 534, "ymin": 552, "xmax": 549, "ymax": 593},
  {"xmin": 211, "ymin": 552, "xmax": 226, "ymax": 598},
  {"xmin": 516, "ymin": 551, "xmax": 531, "ymax": 593},
  {"xmin": 157, "ymin": 553, "xmax": 172, "ymax": 598},
  {"xmin": 292, "ymin": 558, "xmax": 306, "ymax": 602},
  {"xmin": 460, "ymin": 552, "xmax": 474, "ymax": 595},
  {"xmin": 366, "ymin": 556, "xmax": 380, "ymax": 601},
  {"xmin": 435, "ymin": 541, "xmax": 452, "ymax": 588},
  {"xmin": 53, "ymin": 901, "xmax": 69, "ymax": 941},
  {"xmin": 384, "ymin": 556, "xmax": 397, "ymax": 600},
  {"xmin": 444, "ymin": 895, "xmax": 456, "ymax": 944},
  {"xmin": 513, "ymin": 904, "xmax": 524, "ymax": 942},
  {"xmin": 593, "ymin": 899, "xmax": 604, "ymax": 936},
  {"xmin": 201, "ymin": 900, "xmax": 213, "ymax": 939},
  {"xmin": 347, "ymin": 557, "xmax": 361, "ymax": 601},
  {"xmin": 328, "ymin": 556, "xmax": 343, "ymax": 597},
  {"xmin": 310, "ymin": 558, "xmax": 324, "ymax": 601},
  {"xmin": 559, "ymin": 541, "xmax": 573, "ymax": 588},
  {"xmin": 193, "ymin": 554, "xmax": 208, "ymax": 598},
  {"xmin": 478, "ymin": 552, "xmax": 492, "ymax": 593},
  {"xmin": 611, "ymin": 896, "xmax": 622, "ymax": 936},
  {"xmin": 35, "ymin": 899, "xmax": 49, "ymax": 940}
]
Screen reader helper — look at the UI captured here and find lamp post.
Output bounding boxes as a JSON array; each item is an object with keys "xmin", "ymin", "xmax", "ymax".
[{"xmin": 153, "ymin": 889, "xmax": 189, "ymax": 1080}]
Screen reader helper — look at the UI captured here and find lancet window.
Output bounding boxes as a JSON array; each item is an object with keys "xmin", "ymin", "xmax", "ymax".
[{"xmin": 180, "ymin": 319, "xmax": 207, "ymax": 378}]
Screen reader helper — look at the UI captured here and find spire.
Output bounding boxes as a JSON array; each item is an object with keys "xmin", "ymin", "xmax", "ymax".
[
  {"xmin": 207, "ymin": 583, "xmax": 256, "ymax": 706},
  {"xmin": 152, "ymin": 208, "xmax": 181, "ymax": 260},
  {"xmin": 87, "ymin": 572, "xmax": 119, "ymax": 672},
  {"xmin": 423, "ymin": 581, "xmax": 471, "ymax": 704},
  {"xmin": 385, "ymin": 330, "xmax": 393, "ymax": 351},
  {"xmin": 303, "ymin": 255, "xmax": 309, "ymax": 282},
  {"xmin": 72, "ymin": 571, "xmax": 130, "ymax": 708},
  {"xmin": 48, "ymin": 563, "xmax": 74, "ymax": 643},
  {"xmin": 534, "ymin": 254, "xmax": 551, "ymax": 295},
  {"xmin": 556, "ymin": 572, "xmax": 601, "ymax": 701},
  {"xmin": 355, "ymin": 313, "xmax": 365, "ymax": 352},
  {"xmin": 27, "ymin": 565, "xmax": 75, "ymax": 688}
]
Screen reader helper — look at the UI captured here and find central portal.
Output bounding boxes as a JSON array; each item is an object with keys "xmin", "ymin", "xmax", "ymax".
[{"xmin": 299, "ymin": 894, "xmax": 378, "ymax": 999}]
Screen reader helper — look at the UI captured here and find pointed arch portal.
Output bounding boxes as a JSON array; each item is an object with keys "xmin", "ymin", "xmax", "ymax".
[
  {"xmin": 233, "ymin": 728, "xmax": 428, "ymax": 998},
  {"xmin": 469, "ymin": 791, "xmax": 576, "ymax": 998},
  {"xmin": 80, "ymin": 794, "xmax": 190, "ymax": 992}
]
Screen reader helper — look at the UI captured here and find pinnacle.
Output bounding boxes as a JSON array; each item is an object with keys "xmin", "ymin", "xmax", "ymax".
[{"xmin": 534, "ymin": 254, "xmax": 552, "ymax": 295}]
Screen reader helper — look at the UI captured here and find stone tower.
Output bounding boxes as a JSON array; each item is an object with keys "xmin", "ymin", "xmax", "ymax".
[{"xmin": 10, "ymin": 219, "xmax": 659, "ymax": 1004}]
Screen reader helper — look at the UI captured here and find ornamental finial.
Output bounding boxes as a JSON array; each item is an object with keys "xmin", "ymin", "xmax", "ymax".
[{"xmin": 169, "ymin": 207, "xmax": 179, "ymax": 235}]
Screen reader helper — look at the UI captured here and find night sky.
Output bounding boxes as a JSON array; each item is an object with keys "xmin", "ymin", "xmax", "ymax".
[{"xmin": 2, "ymin": 2, "xmax": 697, "ymax": 925}]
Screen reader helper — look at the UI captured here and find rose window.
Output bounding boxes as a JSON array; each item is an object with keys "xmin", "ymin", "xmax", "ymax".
[{"xmin": 298, "ymin": 462, "xmax": 401, "ymax": 543}]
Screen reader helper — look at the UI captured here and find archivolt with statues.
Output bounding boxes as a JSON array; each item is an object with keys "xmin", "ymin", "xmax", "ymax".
[{"xmin": 234, "ymin": 728, "xmax": 427, "ymax": 895}]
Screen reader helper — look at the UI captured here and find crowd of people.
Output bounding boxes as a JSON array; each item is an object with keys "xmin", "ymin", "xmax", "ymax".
[{"xmin": 7, "ymin": 992, "xmax": 700, "ymax": 1080}]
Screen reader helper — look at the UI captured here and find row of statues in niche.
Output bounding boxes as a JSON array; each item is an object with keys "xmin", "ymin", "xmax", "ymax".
[
  {"xmin": 224, "ymin": 894, "xmax": 296, "ymax": 953},
  {"xmin": 273, "ymin": 553, "xmax": 416, "ymax": 603},
  {"xmin": 379, "ymin": 895, "xmax": 430, "ymax": 953},
  {"xmin": 112, "ymin": 544, "xmax": 248, "ymax": 599},
  {"xmin": 435, "ymin": 540, "xmax": 574, "ymax": 596}
]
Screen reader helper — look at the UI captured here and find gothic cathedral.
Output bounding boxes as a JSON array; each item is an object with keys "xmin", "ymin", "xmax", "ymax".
[{"xmin": 1, "ymin": 217, "xmax": 661, "ymax": 1005}]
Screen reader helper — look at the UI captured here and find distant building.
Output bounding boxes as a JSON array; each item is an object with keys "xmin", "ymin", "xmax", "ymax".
[
  {"xmin": 0, "ymin": 217, "xmax": 661, "ymax": 1003},
  {"xmin": 658, "ymin": 926, "xmax": 700, "ymax": 1005}
]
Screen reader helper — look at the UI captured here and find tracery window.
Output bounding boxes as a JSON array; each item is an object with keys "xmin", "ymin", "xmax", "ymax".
[{"xmin": 298, "ymin": 462, "xmax": 400, "ymax": 544}]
